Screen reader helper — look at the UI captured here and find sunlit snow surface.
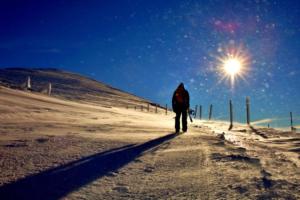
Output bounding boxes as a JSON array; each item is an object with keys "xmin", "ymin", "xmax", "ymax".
[
  {"xmin": 192, "ymin": 119, "xmax": 300, "ymax": 168},
  {"xmin": 0, "ymin": 85, "xmax": 299, "ymax": 199}
]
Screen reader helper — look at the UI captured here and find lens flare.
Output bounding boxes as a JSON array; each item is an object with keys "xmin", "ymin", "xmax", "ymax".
[{"xmin": 215, "ymin": 45, "xmax": 250, "ymax": 89}]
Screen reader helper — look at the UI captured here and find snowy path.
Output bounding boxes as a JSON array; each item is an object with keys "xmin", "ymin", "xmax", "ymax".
[
  {"xmin": 1, "ymin": 124, "xmax": 299, "ymax": 199},
  {"xmin": 65, "ymin": 125, "xmax": 299, "ymax": 200}
]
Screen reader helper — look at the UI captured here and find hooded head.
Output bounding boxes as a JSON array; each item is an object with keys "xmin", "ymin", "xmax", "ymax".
[{"xmin": 178, "ymin": 82, "xmax": 184, "ymax": 89}]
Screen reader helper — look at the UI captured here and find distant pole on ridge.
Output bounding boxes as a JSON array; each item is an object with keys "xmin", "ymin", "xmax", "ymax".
[
  {"xmin": 209, "ymin": 104, "xmax": 213, "ymax": 120},
  {"xmin": 48, "ymin": 83, "xmax": 52, "ymax": 96},
  {"xmin": 246, "ymin": 97, "xmax": 250, "ymax": 125},
  {"xmin": 26, "ymin": 76, "xmax": 31, "ymax": 90},
  {"xmin": 155, "ymin": 104, "xmax": 157, "ymax": 113},
  {"xmin": 147, "ymin": 104, "xmax": 150, "ymax": 112},
  {"xmin": 194, "ymin": 105, "xmax": 198, "ymax": 118}
]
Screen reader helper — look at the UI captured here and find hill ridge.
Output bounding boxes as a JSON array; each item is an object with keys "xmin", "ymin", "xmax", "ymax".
[{"xmin": 0, "ymin": 67, "xmax": 152, "ymax": 108}]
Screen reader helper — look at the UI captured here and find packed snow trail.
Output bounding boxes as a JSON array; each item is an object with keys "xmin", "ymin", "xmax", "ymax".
[{"xmin": 64, "ymin": 125, "xmax": 299, "ymax": 200}]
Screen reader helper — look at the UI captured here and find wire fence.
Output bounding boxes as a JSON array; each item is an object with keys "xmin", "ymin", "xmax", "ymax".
[
  {"xmin": 126, "ymin": 96, "xmax": 299, "ymax": 133},
  {"xmin": 19, "ymin": 76, "xmax": 299, "ymax": 133}
]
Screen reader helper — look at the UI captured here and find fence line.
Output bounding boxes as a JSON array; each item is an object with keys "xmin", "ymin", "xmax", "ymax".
[
  {"xmin": 123, "ymin": 98, "xmax": 297, "ymax": 132},
  {"xmin": 16, "ymin": 77, "xmax": 297, "ymax": 132}
]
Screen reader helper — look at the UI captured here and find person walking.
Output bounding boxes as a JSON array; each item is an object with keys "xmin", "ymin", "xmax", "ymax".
[{"xmin": 172, "ymin": 83, "xmax": 190, "ymax": 133}]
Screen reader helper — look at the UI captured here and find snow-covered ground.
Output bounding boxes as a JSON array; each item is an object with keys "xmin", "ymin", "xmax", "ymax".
[{"xmin": 0, "ymin": 86, "xmax": 299, "ymax": 199}]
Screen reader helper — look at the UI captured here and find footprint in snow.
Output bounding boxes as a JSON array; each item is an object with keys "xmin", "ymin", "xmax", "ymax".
[
  {"xmin": 144, "ymin": 166, "xmax": 155, "ymax": 173},
  {"xmin": 113, "ymin": 185, "xmax": 129, "ymax": 193}
]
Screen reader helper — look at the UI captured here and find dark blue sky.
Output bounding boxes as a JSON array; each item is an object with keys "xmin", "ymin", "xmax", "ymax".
[{"xmin": 1, "ymin": 0, "xmax": 299, "ymax": 128}]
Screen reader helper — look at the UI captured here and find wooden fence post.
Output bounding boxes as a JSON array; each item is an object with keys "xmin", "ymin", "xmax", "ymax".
[
  {"xmin": 147, "ymin": 104, "xmax": 150, "ymax": 112},
  {"xmin": 246, "ymin": 97, "xmax": 250, "ymax": 125},
  {"xmin": 141, "ymin": 105, "xmax": 143, "ymax": 111},
  {"xmin": 194, "ymin": 105, "xmax": 198, "ymax": 118},
  {"xmin": 199, "ymin": 105, "xmax": 202, "ymax": 120},
  {"xmin": 290, "ymin": 112, "xmax": 294, "ymax": 131},
  {"xmin": 209, "ymin": 104, "xmax": 213, "ymax": 120},
  {"xmin": 165, "ymin": 104, "xmax": 168, "ymax": 115},
  {"xmin": 229, "ymin": 100, "xmax": 233, "ymax": 130},
  {"xmin": 155, "ymin": 104, "xmax": 158, "ymax": 113}
]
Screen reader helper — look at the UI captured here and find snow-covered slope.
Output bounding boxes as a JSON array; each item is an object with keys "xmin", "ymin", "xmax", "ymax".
[
  {"xmin": 0, "ymin": 68, "xmax": 153, "ymax": 108},
  {"xmin": 0, "ymin": 85, "xmax": 173, "ymax": 185},
  {"xmin": 0, "ymin": 71, "xmax": 299, "ymax": 199}
]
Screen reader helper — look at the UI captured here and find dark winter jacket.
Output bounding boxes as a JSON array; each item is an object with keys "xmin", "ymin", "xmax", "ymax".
[{"xmin": 172, "ymin": 85, "xmax": 190, "ymax": 112}]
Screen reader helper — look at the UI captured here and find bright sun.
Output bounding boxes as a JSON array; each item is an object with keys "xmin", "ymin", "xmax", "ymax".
[
  {"xmin": 215, "ymin": 45, "xmax": 250, "ymax": 89},
  {"xmin": 223, "ymin": 58, "xmax": 242, "ymax": 76}
]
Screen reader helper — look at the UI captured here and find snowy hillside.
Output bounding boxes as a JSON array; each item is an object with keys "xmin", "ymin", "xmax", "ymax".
[
  {"xmin": 0, "ymin": 73, "xmax": 299, "ymax": 199},
  {"xmin": 0, "ymin": 68, "xmax": 153, "ymax": 108}
]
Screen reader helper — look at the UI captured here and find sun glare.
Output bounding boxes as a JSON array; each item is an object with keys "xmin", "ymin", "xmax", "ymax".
[
  {"xmin": 224, "ymin": 58, "xmax": 241, "ymax": 76},
  {"xmin": 216, "ymin": 45, "xmax": 250, "ymax": 89}
]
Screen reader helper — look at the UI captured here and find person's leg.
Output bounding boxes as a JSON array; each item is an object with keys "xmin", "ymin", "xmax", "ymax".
[
  {"xmin": 182, "ymin": 109, "xmax": 188, "ymax": 132},
  {"xmin": 175, "ymin": 111, "xmax": 181, "ymax": 133}
]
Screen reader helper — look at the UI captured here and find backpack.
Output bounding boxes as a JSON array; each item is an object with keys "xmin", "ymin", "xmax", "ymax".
[{"xmin": 175, "ymin": 90, "xmax": 184, "ymax": 104}]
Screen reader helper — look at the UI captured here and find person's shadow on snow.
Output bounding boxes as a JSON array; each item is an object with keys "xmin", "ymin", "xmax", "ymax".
[{"xmin": 0, "ymin": 132, "xmax": 179, "ymax": 200}]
